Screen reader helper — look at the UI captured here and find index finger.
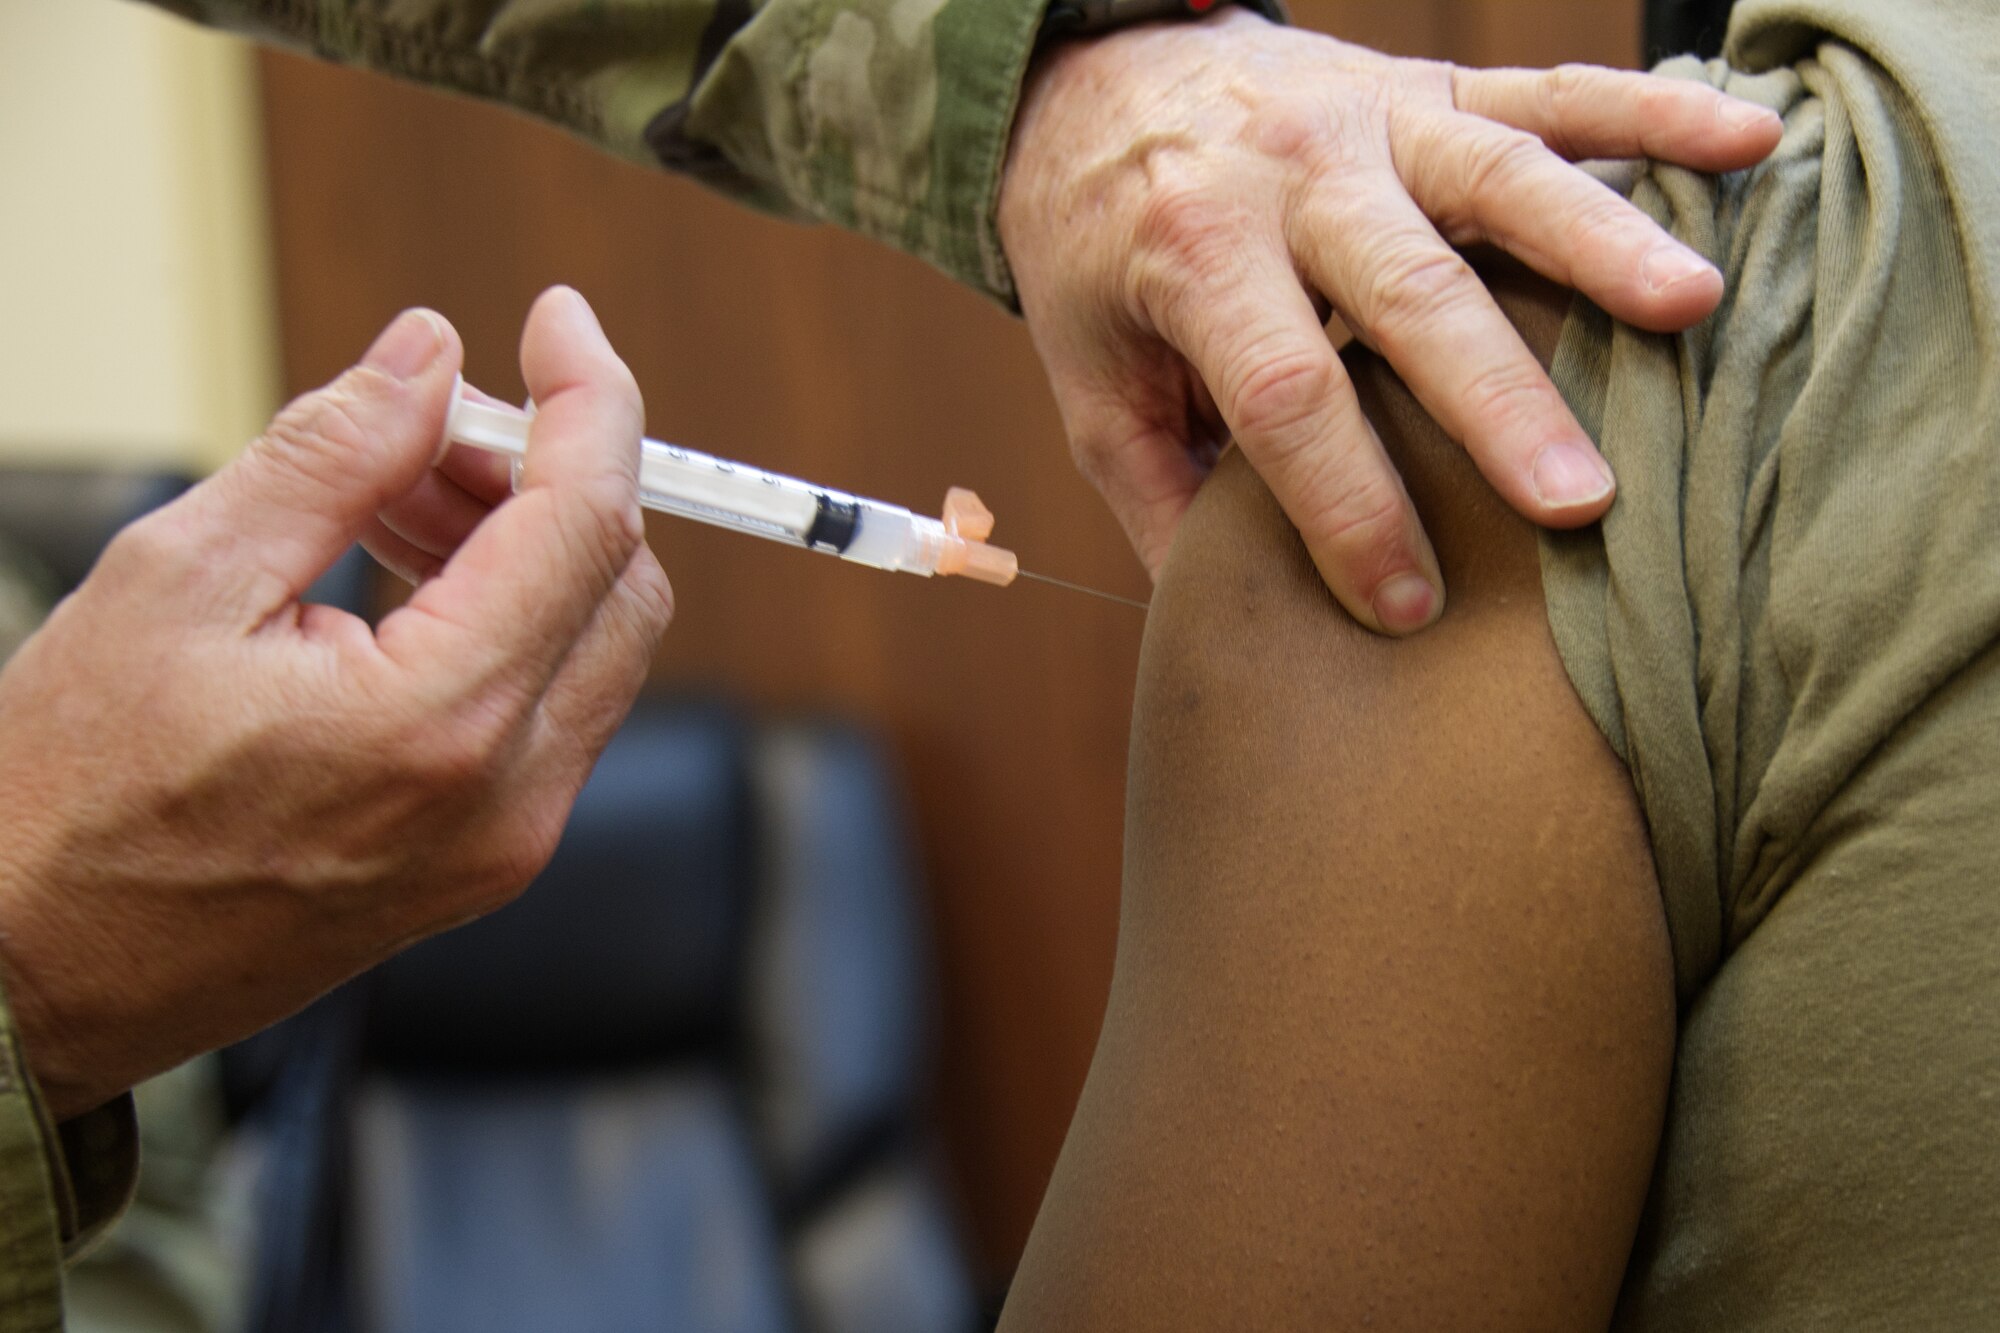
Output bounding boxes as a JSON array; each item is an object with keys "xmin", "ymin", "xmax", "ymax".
[
  {"xmin": 1299, "ymin": 179, "xmax": 1616, "ymax": 529},
  {"xmin": 378, "ymin": 287, "xmax": 648, "ymax": 701},
  {"xmin": 1145, "ymin": 248, "xmax": 1444, "ymax": 634},
  {"xmin": 1452, "ymin": 63, "xmax": 1784, "ymax": 172}
]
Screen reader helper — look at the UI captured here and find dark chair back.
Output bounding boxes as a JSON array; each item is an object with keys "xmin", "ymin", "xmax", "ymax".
[{"xmin": 241, "ymin": 701, "xmax": 979, "ymax": 1333}]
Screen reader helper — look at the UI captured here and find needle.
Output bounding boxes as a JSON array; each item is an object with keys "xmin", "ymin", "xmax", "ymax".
[{"xmin": 1015, "ymin": 568, "xmax": 1150, "ymax": 612}]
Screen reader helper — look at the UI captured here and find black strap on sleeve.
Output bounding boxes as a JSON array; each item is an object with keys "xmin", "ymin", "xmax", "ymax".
[{"xmin": 1039, "ymin": 0, "xmax": 1289, "ymax": 43}]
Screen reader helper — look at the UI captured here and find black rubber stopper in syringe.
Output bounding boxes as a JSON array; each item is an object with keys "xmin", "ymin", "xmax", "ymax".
[{"xmin": 804, "ymin": 494, "xmax": 862, "ymax": 553}]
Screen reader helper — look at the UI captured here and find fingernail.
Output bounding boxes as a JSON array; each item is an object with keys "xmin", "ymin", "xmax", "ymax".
[
  {"xmin": 363, "ymin": 309, "xmax": 444, "ymax": 380},
  {"xmin": 1372, "ymin": 573, "xmax": 1441, "ymax": 635},
  {"xmin": 1642, "ymin": 245, "xmax": 1714, "ymax": 295},
  {"xmin": 1719, "ymin": 99, "xmax": 1781, "ymax": 133},
  {"xmin": 1532, "ymin": 441, "xmax": 1616, "ymax": 510}
]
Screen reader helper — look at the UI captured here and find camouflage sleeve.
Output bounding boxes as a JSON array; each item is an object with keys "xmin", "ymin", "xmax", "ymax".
[
  {"xmin": 0, "ymin": 976, "xmax": 140, "ymax": 1331},
  {"xmin": 0, "ymin": 552, "xmax": 141, "ymax": 1330},
  {"xmin": 147, "ymin": 0, "xmax": 1056, "ymax": 302}
]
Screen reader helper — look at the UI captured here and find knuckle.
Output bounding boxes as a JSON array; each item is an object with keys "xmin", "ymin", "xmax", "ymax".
[
  {"xmin": 1360, "ymin": 242, "xmax": 1479, "ymax": 340},
  {"xmin": 1460, "ymin": 359, "xmax": 1565, "ymax": 438},
  {"xmin": 1458, "ymin": 124, "xmax": 1544, "ymax": 205},
  {"xmin": 600, "ymin": 490, "xmax": 647, "ymax": 559},
  {"xmin": 403, "ymin": 703, "xmax": 514, "ymax": 792},
  {"xmin": 1409, "ymin": 57, "xmax": 1460, "ymax": 107},
  {"xmin": 271, "ymin": 378, "xmax": 370, "ymax": 453},
  {"xmin": 1299, "ymin": 472, "xmax": 1409, "ymax": 567},
  {"xmin": 596, "ymin": 550, "xmax": 676, "ymax": 660},
  {"xmin": 1544, "ymin": 63, "xmax": 1598, "ymax": 120},
  {"xmin": 1571, "ymin": 186, "xmax": 1637, "ymax": 236},
  {"xmin": 260, "ymin": 375, "xmax": 392, "ymax": 482},
  {"xmin": 1566, "ymin": 191, "xmax": 1649, "ymax": 262},
  {"xmin": 98, "ymin": 509, "xmax": 188, "ymax": 583},
  {"xmin": 1241, "ymin": 93, "xmax": 1332, "ymax": 164},
  {"xmin": 539, "ymin": 470, "xmax": 647, "ymax": 603},
  {"xmin": 1128, "ymin": 184, "xmax": 1244, "ymax": 315},
  {"xmin": 564, "ymin": 488, "xmax": 647, "ymax": 587},
  {"xmin": 1541, "ymin": 65, "xmax": 1635, "ymax": 158},
  {"xmin": 631, "ymin": 553, "xmax": 675, "ymax": 639},
  {"xmin": 1134, "ymin": 179, "xmax": 1229, "ymax": 258},
  {"xmin": 1632, "ymin": 73, "xmax": 1685, "ymax": 126},
  {"xmin": 1229, "ymin": 348, "xmax": 1339, "ymax": 447},
  {"xmin": 408, "ymin": 733, "xmax": 489, "ymax": 793},
  {"xmin": 481, "ymin": 820, "xmax": 565, "ymax": 907}
]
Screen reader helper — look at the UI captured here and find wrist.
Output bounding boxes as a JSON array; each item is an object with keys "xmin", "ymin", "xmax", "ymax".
[
  {"xmin": 0, "ymin": 852, "xmax": 138, "ymax": 1121},
  {"xmin": 0, "ymin": 903, "xmax": 92, "ymax": 1121}
]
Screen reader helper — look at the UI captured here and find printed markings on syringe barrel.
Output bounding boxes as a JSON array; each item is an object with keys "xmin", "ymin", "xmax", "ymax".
[
  {"xmin": 643, "ymin": 492, "xmax": 801, "ymax": 543},
  {"xmin": 650, "ymin": 442, "xmax": 847, "ymax": 549}
]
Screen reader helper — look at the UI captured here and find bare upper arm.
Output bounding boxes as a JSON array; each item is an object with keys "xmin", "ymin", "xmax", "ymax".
[{"xmin": 1001, "ymin": 269, "xmax": 1675, "ymax": 1331}]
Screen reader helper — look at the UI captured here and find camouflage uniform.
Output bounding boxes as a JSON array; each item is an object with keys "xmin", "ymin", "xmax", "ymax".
[
  {"xmin": 150, "ymin": 0, "xmax": 1058, "ymax": 301},
  {"xmin": 0, "ymin": 3, "xmax": 1288, "ymax": 1328},
  {"xmin": 0, "ymin": 539, "xmax": 144, "ymax": 1332}
]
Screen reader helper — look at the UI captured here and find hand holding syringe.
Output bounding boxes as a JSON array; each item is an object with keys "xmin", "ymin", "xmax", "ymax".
[{"xmin": 443, "ymin": 380, "xmax": 1147, "ymax": 608}]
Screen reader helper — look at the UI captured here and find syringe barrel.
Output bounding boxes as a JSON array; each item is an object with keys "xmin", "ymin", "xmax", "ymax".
[
  {"xmin": 442, "ymin": 385, "xmax": 955, "ymax": 578},
  {"xmin": 637, "ymin": 444, "xmax": 947, "ymax": 575},
  {"xmin": 843, "ymin": 503, "xmax": 950, "ymax": 576},
  {"xmin": 637, "ymin": 443, "xmax": 821, "ymax": 545}
]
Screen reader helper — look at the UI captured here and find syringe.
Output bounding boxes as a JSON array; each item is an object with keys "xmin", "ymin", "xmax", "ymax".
[{"xmin": 441, "ymin": 381, "xmax": 1019, "ymax": 587}]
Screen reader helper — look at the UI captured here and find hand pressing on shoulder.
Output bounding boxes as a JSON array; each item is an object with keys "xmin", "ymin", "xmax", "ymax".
[
  {"xmin": 0, "ymin": 288, "xmax": 672, "ymax": 1120},
  {"xmin": 1000, "ymin": 7, "xmax": 1781, "ymax": 632}
]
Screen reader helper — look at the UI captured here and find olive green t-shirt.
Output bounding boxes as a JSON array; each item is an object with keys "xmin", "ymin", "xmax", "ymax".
[{"xmin": 1541, "ymin": 0, "xmax": 2000, "ymax": 1324}]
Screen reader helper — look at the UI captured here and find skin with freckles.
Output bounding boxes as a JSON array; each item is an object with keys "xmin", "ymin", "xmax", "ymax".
[
  {"xmin": 1000, "ymin": 266, "xmax": 1676, "ymax": 1330},
  {"xmin": 1000, "ymin": 8, "xmax": 1782, "ymax": 634},
  {"xmin": 0, "ymin": 289, "xmax": 672, "ymax": 1120}
]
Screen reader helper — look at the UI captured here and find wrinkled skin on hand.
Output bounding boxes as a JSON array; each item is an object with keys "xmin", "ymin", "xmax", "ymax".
[
  {"xmin": 1000, "ymin": 9, "xmax": 1782, "ymax": 633},
  {"xmin": 0, "ymin": 289, "xmax": 672, "ymax": 1119}
]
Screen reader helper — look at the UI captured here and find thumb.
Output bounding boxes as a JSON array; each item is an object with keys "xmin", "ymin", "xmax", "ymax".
[{"xmin": 195, "ymin": 309, "xmax": 464, "ymax": 614}]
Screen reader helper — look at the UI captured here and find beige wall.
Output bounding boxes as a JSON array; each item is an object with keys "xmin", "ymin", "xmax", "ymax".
[{"xmin": 0, "ymin": 0, "xmax": 277, "ymax": 473}]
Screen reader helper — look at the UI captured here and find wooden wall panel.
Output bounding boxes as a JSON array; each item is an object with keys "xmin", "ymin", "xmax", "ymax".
[
  {"xmin": 1296, "ymin": 0, "xmax": 1637, "ymax": 66},
  {"xmin": 258, "ymin": 0, "xmax": 1638, "ymax": 1278},
  {"xmin": 1435, "ymin": 1, "xmax": 1640, "ymax": 68}
]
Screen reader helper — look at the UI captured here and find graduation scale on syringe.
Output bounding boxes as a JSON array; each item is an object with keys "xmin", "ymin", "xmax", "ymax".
[{"xmin": 441, "ymin": 380, "xmax": 1146, "ymax": 610}]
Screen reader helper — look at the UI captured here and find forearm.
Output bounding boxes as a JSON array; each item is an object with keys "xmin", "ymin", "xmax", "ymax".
[{"xmin": 144, "ymin": 0, "xmax": 1050, "ymax": 299}]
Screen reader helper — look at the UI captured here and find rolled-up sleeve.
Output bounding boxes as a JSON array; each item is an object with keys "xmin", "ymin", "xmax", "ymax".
[
  {"xmin": 147, "ymin": 0, "xmax": 1053, "ymax": 302},
  {"xmin": 0, "ymin": 982, "xmax": 138, "ymax": 1333}
]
